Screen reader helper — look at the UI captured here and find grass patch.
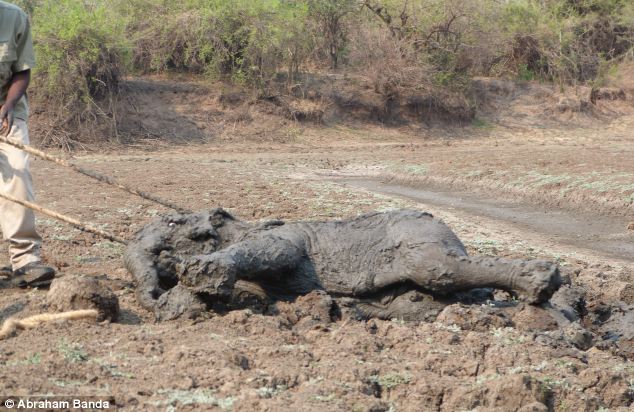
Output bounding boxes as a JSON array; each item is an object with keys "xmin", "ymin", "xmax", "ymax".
[
  {"xmin": 5, "ymin": 353, "xmax": 41, "ymax": 366},
  {"xmin": 388, "ymin": 163, "xmax": 429, "ymax": 176},
  {"xmin": 92, "ymin": 358, "xmax": 135, "ymax": 379},
  {"xmin": 472, "ymin": 118, "xmax": 493, "ymax": 129},
  {"xmin": 49, "ymin": 378, "xmax": 89, "ymax": 388},
  {"xmin": 93, "ymin": 241, "xmax": 125, "ymax": 259},
  {"xmin": 153, "ymin": 389, "xmax": 234, "ymax": 410},
  {"xmin": 402, "ymin": 164, "xmax": 429, "ymax": 176},
  {"xmin": 256, "ymin": 385, "xmax": 287, "ymax": 399},
  {"xmin": 465, "ymin": 238, "xmax": 500, "ymax": 256},
  {"xmin": 369, "ymin": 373, "xmax": 412, "ymax": 391},
  {"xmin": 314, "ymin": 394, "xmax": 337, "ymax": 402},
  {"xmin": 491, "ymin": 327, "xmax": 526, "ymax": 346},
  {"xmin": 58, "ymin": 339, "xmax": 89, "ymax": 363}
]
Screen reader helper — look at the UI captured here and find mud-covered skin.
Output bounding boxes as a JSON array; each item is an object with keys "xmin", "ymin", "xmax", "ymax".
[{"xmin": 125, "ymin": 208, "xmax": 562, "ymax": 320}]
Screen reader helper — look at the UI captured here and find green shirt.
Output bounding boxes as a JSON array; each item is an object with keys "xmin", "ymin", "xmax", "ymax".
[{"xmin": 0, "ymin": 1, "xmax": 36, "ymax": 121}]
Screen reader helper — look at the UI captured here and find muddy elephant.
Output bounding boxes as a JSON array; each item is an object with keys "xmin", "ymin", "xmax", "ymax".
[{"xmin": 125, "ymin": 208, "xmax": 562, "ymax": 321}]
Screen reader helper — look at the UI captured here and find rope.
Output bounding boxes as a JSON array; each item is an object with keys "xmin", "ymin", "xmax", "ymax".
[
  {"xmin": 0, "ymin": 192, "xmax": 127, "ymax": 245},
  {"xmin": 0, "ymin": 135, "xmax": 190, "ymax": 213},
  {"xmin": 0, "ymin": 309, "xmax": 98, "ymax": 340}
]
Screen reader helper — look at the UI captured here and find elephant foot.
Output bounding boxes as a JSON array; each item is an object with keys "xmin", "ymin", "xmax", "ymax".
[
  {"xmin": 514, "ymin": 261, "xmax": 562, "ymax": 304},
  {"xmin": 154, "ymin": 284, "xmax": 206, "ymax": 321}
]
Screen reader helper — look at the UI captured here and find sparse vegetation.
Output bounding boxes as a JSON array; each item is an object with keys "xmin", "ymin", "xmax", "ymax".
[
  {"xmin": 369, "ymin": 372, "xmax": 412, "ymax": 390},
  {"xmin": 153, "ymin": 389, "xmax": 234, "ymax": 410},
  {"xmin": 57, "ymin": 338, "xmax": 89, "ymax": 363},
  {"xmin": 5, "ymin": 352, "xmax": 41, "ymax": 366}
]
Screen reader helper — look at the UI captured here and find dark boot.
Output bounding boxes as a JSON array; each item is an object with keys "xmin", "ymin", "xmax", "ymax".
[
  {"xmin": 0, "ymin": 265, "xmax": 12, "ymax": 278},
  {"xmin": 12, "ymin": 262, "xmax": 56, "ymax": 288}
]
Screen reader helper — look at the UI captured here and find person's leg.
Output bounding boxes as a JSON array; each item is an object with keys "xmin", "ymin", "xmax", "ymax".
[
  {"xmin": 0, "ymin": 119, "xmax": 54, "ymax": 286},
  {"xmin": 0, "ymin": 119, "xmax": 42, "ymax": 270}
]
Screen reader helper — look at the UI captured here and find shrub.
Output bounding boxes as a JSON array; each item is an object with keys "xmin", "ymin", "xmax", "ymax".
[
  {"xmin": 306, "ymin": 0, "xmax": 357, "ymax": 69},
  {"xmin": 127, "ymin": 0, "xmax": 313, "ymax": 89},
  {"xmin": 503, "ymin": 0, "xmax": 634, "ymax": 84},
  {"xmin": 22, "ymin": 0, "xmax": 129, "ymax": 146}
]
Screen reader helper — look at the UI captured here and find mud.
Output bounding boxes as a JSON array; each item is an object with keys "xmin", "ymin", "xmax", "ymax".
[
  {"xmin": 125, "ymin": 208, "xmax": 562, "ymax": 322},
  {"xmin": 583, "ymin": 300, "xmax": 634, "ymax": 358},
  {"xmin": 3, "ymin": 102, "xmax": 634, "ymax": 410},
  {"xmin": 47, "ymin": 276, "xmax": 120, "ymax": 322},
  {"xmin": 275, "ymin": 290, "xmax": 339, "ymax": 332}
]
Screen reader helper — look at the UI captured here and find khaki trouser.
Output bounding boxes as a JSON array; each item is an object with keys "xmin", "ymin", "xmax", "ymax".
[{"xmin": 0, "ymin": 118, "xmax": 41, "ymax": 270}]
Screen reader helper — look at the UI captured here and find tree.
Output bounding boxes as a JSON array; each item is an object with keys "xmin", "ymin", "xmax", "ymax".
[
  {"xmin": 361, "ymin": 0, "xmax": 412, "ymax": 39},
  {"xmin": 308, "ymin": 0, "xmax": 357, "ymax": 69}
]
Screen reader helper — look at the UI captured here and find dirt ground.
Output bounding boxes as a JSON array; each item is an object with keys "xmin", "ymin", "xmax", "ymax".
[{"xmin": 1, "ymin": 77, "xmax": 634, "ymax": 411}]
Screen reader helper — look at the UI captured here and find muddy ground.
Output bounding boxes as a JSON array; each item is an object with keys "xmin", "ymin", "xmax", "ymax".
[{"xmin": 1, "ymin": 77, "xmax": 634, "ymax": 411}]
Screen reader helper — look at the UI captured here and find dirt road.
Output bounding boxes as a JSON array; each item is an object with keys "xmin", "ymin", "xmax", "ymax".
[{"xmin": 340, "ymin": 178, "xmax": 634, "ymax": 263}]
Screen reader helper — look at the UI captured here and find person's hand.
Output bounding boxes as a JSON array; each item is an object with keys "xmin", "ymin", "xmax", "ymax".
[{"xmin": 0, "ymin": 104, "xmax": 15, "ymax": 137}]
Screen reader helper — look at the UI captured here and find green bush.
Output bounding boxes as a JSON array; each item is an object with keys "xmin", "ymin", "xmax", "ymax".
[
  {"xmin": 19, "ymin": 0, "xmax": 129, "ymax": 145},
  {"xmin": 500, "ymin": 0, "xmax": 634, "ymax": 84},
  {"xmin": 14, "ymin": 0, "xmax": 634, "ymax": 92},
  {"xmin": 306, "ymin": 0, "xmax": 357, "ymax": 69},
  {"xmin": 127, "ymin": 0, "xmax": 313, "ymax": 88}
]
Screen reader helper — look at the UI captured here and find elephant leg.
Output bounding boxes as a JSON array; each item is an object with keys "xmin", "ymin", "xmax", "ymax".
[
  {"xmin": 125, "ymin": 253, "xmax": 165, "ymax": 312},
  {"xmin": 415, "ymin": 253, "xmax": 562, "ymax": 304},
  {"xmin": 373, "ymin": 246, "xmax": 561, "ymax": 304},
  {"xmin": 177, "ymin": 235, "xmax": 306, "ymax": 298}
]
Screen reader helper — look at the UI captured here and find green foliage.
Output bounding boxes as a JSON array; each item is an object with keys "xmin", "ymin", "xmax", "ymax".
[
  {"xmin": 57, "ymin": 339, "xmax": 89, "ymax": 363},
  {"xmin": 518, "ymin": 64, "xmax": 536, "ymax": 81},
  {"xmin": 32, "ymin": 0, "xmax": 128, "ymax": 95},
  {"xmin": 17, "ymin": 0, "xmax": 129, "ymax": 145},
  {"xmin": 556, "ymin": 0, "xmax": 628, "ymax": 17},
  {"xmin": 369, "ymin": 373, "xmax": 412, "ymax": 390},
  {"xmin": 13, "ymin": 0, "xmax": 634, "ymax": 86},
  {"xmin": 6, "ymin": 0, "xmax": 634, "ymax": 142},
  {"xmin": 307, "ymin": 0, "xmax": 357, "ymax": 69},
  {"xmin": 501, "ymin": 1, "xmax": 541, "ymax": 35},
  {"xmin": 127, "ymin": 0, "xmax": 313, "ymax": 87},
  {"xmin": 485, "ymin": 0, "xmax": 634, "ymax": 83},
  {"xmin": 17, "ymin": 0, "xmax": 634, "ymax": 92}
]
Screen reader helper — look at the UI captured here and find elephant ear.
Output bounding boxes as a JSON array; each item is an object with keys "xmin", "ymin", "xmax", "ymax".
[
  {"xmin": 209, "ymin": 208, "xmax": 236, "ymax": 227},
  {"xmin": 254, "ymin": 220, "xmax": 285, "ymax": 231}
]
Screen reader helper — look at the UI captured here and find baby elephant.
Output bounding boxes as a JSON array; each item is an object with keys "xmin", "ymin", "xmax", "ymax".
[{"xmin": 125, "ymin": 208, "xmax": 562, "ymax": 320}]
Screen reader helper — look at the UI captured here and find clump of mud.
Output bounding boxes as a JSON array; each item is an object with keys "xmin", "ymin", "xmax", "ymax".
[
  {"xmin": 436, "ymin": 304, "xmax": 514, "ymax": 332},
  {"xmin": 47, "ymin": 276, "xmax": 120, "ymax": 322},
  {"xmin": 275, "ymin": 290, "xmax": 340, "ymax": 331}
]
